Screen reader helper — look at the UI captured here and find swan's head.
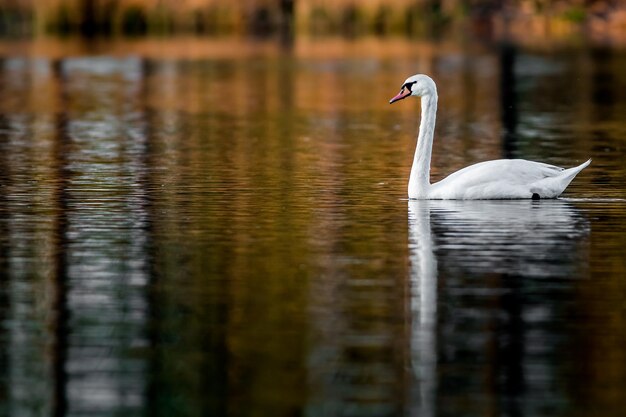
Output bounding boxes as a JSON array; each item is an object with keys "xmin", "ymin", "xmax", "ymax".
[{"xmin": 389, "ymin": 74, "xmax": 437, "ymax": 104}]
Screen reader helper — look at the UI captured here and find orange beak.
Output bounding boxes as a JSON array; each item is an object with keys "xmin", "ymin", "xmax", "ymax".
[{"xmin": 389, "ymin": 88, "xmax": 411, "ymax": 104}]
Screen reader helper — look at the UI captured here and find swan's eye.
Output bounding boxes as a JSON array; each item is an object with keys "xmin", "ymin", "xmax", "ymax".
[{"xmin": 402, "ymin": 81, "xmax": 417, "ymax": 92}]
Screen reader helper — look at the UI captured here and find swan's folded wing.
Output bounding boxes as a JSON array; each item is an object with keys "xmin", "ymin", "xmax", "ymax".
[{"xmin": 429, "ymin": 159, "xmax": 566, "ymax": 199}]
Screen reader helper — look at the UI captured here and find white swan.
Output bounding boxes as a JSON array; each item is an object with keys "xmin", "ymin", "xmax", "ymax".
[{"xmin": 390, "ymin": 74, "xmax": 591, "ymax": 200}]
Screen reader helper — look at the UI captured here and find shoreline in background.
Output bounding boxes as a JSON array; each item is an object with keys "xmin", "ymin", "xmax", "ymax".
[
  {"xmin": 0, "ymin": 30, "xmax": 626, "ymax": 60},
  {"xmin": 0, "ymin": 33, "xmax": 623, "ymax": 62}
]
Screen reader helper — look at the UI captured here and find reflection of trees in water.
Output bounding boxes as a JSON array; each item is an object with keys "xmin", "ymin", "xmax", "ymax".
[
  {"xmin": 51, "ymin": 57, "xmax": 70, "ymax": 417},
  {"xmin": 0, "ymin": 38, "xmax": 623, "ymax": 416},
  {"xmin": 0, "ymin": 59, "xmax": 9, "ymax": 409},
  {"xmin": 500, "ymin": 42, "xmax": 518, "ymax": 159},
  {"xmin": 0, "ymin": 56, "xmax": 58, "ymax": 414},
  {"xmin": 140, "ymin": 59, "xmax": 233, "ymax": 416},
  {"xmin": 408, "ymin": 200, "xmax": 589, "ymax": 417},
  {"xmin": 0, "ymin": 56, "xmax": 153, "ymax": 414},
  {"xmin": 305, "ymin": 202, "xmax": 409, "ymax": 415},
  {"xmin": 49, "ymin": 56, "xmax": 151, "ymax": 415}
]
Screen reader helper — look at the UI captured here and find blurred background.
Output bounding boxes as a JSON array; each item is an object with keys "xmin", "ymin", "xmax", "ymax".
[
  {"xmin": 0, "ymin": 1, "xmax": 625, "ymax": 417},
  {"xmin": 0, "ymin": 0, "xmax": 625, "ymax": 40}
]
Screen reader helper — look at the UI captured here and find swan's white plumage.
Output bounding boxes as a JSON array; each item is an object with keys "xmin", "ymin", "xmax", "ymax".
[
  {"xmin": 429, "ymin": 158, "xmax": 591, "ymax": 200},
  {"xmin": 390, "ymin": 74, "xmax": 590, "ymax": 200}
]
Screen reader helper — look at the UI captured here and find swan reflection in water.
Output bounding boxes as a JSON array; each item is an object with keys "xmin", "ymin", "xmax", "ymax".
[{"xmin": 407, "ymin": 199, "xmax": 589, "ymax": 417}]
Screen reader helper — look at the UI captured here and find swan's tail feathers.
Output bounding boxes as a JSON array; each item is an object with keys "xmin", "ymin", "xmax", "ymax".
[
  {"xmin": 531, "ymin": 158, "xmax": 591, "ymax": 198},
  {"xmin": 572, "ymin": 158, "xmax": 591, "ymax": 171},
  {"xmin": 562, "ymin": 158, "xmax": 591, "ymax": 181}
]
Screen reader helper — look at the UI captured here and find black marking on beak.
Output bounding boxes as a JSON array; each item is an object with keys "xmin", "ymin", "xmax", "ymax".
[
  {"xmin": 403, "ymin": 81, "xmax": 417, "ymax": 92},
  {"xmin": 389, "ymin": 81, "xmax": 417, "ymax": 104}
]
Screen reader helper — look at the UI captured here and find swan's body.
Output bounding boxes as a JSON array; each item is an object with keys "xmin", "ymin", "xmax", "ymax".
[
  {"xmin": 428, "ymin": 158, "xmax": 591, "ymax": 199},
  {"xmin": 390, "ymin": 74, "xmax": 590, "ymax": 200}
]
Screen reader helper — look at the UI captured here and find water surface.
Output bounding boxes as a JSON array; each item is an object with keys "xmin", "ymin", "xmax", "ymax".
[{"xmin": 0, "ymin": 37, "xmax": 625, "ymax": 417}]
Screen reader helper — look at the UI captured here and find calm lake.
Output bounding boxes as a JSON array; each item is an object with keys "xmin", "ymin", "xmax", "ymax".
[{"xmin": 0, "ymin": 36, "xmax": 625, "ymax": 417}]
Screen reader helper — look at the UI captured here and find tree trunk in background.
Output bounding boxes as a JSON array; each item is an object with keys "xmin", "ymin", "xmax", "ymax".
[
  {"xmin": 280, "ymin": 0, "xmax": 295, "ymax": 21},
  {"xmin": 79, "ymin": 0, "xmax": 97, "ymax": 36},
  {"xmin": 279, "ymin": 0, "xmax": 295, "ymax": 44}
]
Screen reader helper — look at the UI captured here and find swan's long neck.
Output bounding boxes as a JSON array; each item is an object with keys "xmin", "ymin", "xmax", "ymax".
[{"xmin": 409, "ymin": 94, "xmax": 437, "ymax": 199}]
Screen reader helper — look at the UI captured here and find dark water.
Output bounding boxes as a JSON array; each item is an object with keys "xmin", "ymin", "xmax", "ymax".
[{"xmin": 0, "ymin": 38, "xmax": 625, "ymax": 416}]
